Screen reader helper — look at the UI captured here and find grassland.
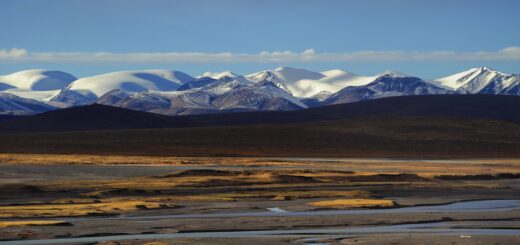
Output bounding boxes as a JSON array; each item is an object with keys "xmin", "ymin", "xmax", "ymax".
[
  {"xmin": 308, "ymin": 199, "xmax": 396, "ymax": 208},
  {"xmin": 1, "ymin": 155, "xmax": 519, "ymax": 219},
  {"xmin": 0, "ymin": 220, "xmax": 70, "ymax": 228}
]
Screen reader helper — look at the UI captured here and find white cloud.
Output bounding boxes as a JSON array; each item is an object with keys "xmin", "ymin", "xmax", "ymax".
[
  {"xmin": 0, "ymin": 48, "xmax": 27, "ymax": 58},
  {"xmin": 0, "ymin": 47, "xmax": 519, "ymax": 64}
]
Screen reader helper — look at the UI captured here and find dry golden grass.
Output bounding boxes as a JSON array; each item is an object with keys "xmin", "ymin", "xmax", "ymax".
[
  {"xmin": 0, "ymin": 154, "xmax": 310, "ymax": 167},
  {"xmin": 40, "ymin": 169, "xmax": 352, "ymax": 192},
  {"xmin": 2, "ymin": 154, "xmax": 519, "ymax": 178},
  {"xmin": 156, "ymin": 190, "xmax": 371, "ymax": 202},
  {"xmin": 308, "ymin": 198, "xmax": 396, "ymax": 208},
  {"xmin": 0, "ymin": 220, "xmax": 69, "ymax": 228},
  {"xmin": 67, "ymin": 190, "xmax": 371, "ymax": 205},
  {"xmin": 0, "ymin": 199, "xmax": 175, "ymax": 218}
]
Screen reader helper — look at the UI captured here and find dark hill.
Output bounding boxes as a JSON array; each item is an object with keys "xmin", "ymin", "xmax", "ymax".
[
  {"xmin": 0, "ymin": 115, "xmax": 26, "ymax": 122},
  {"xmin": 0, "ymin": 104, "xmax": 194, "ymax": 132},
  {"xmin": 0, "ymin": 116, "xmax": 519, "ymax": 157},
  {"xmin": 185, "ymin": 94, "xmax": 520, "ymax": 126}
]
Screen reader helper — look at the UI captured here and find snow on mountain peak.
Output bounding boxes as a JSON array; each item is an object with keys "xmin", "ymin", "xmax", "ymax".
[
  {"xmin": 378, "ymin": 70, "xmax": 408, "ymax": 78},
  {"xmin": 271, "ymin": 67, "xmax": 325, "ymax": 82},
  {"xmin": 0, "ymin": 69, "xmax": 77, "ymax": 91},
  {"xmin": 66, "ymin": 70, "xmax": 194, "ymax": 97},
  {"xmin": 433, "ymin": 67, "xmax": 512, "ymax": 93},
  {"xmin": 320, "ymin": 69, "xmax": 356, "ymax": 77},
  {"xmin": 199, "ymin": 71, "xmax": 240, "ymax": 79},
  {"xmin": 246, "ymin": 70, "xmax": 292, "ymax": 94},
  {"xmin": 286, "ymin": 68, "xmax": 375, "ymax": 98}
]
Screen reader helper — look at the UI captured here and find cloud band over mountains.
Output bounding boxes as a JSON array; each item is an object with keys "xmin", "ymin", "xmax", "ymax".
[{"xmin": 1, "ymin": 47, "xmax": 519, "ymax": 64}]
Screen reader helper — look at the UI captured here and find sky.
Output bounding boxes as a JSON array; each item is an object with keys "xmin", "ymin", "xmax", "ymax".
[{"xmin": 1, "ymin": 0, "xmax": 519, "ymax": 79}]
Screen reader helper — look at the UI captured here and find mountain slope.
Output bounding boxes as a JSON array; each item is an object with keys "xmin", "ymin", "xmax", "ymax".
[
  {"xmin": 48, "ymin": 70, "xmax": 195, "ymax": 107},
  {"xmin": 247, "ymin": 67, "xmax": 327, "ymax": 97},
  {"xmin": 293, "ymin": 69, "xmax": 376, "ymax": 98},
  {"xmin": 98, "ymin": 76, "xmax": 307, "ymax": 115},
  {"xmin": 177, "ymin": 77, "xmax": 217, "ymax": 91},
  {"xmin": 0, "ymin": 69, "xmax": 77, "ymax": 102},
  {"xmin": 434, "ymin": 67, "xmax": 520, "ymax": 94},
  {"xmin": 321, "ymin": 74, "xmax": 450, "ymax": 106},
  {"xmin": 246, "ymin": 70, "xmax": 293, "ymax": 94},
  {"xmin": 0, "ymin": 69, "xmax": 76, "ymax": 91},
  {"xmin": 0, "ymin": 93, "xmax": 56, "ymax": 115}
]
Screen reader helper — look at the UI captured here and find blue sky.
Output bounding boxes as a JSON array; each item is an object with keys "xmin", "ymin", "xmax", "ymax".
[{"xmin": 1, "ymin": 0, "xmax": 519, "ymax": 78}]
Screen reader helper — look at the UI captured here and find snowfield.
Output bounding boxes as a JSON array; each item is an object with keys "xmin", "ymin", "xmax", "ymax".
[{"xmin": 66, "ymin": 70, "xmax": 194, "ymax": 97}]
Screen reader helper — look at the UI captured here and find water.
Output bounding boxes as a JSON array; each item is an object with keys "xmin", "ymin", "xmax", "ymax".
[
  {"xmin": 68, "ymin": 199, "xmax": 520, "ymax": 222},
  {"xmin": 266, "ymin": 207, "xmax": 288, "ymax": 212},
  {"xmin": 1, "ymin": 222, "xmax": 519, "ymax": 245},
  {"xmin": 2, "ymin": 200, "xmax": 519, "ymax": 245}
]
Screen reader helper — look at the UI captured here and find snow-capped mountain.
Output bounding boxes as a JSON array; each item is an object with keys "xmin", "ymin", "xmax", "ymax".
[
  {"xmin": 0, "ymin": 69, "xmax": 76, "ymax": 91},
  {"xmin": 270, "ymin": 67, "xmax": 326, "ymax": 83},
  {"xmin": 1, "ymin": 67, "xmax": 519, "ymax": 116},
  {"xmin": 321, "ymin": 73, "xmax": 450, "ymax": 106},
  {"xmin": 177, "ymin": 77, "xmax": 217, "ymax": 91},
  {"xmin": 65, "ymin": 70, "xmax": 194, "ymax": 97},
  {"xmin": 0, "ymin": 69, "xmax": 76, "ymax": 101},
  {"xmin": 300, "ymin": 91, "xmax": 332, "ymax": 107},
  {"xmin": 0, "ymin": 93, "xmax": 56, "ymax": 115},
  {"xmin": 247, "ymin": 67, "xmax": 328, "ymax": 97},
  {"xmin": 433, "ymin": 67, "xmax": 520, "ymax": 94},
  {"xmin": 198, "ymin": 71, "xmax": 240, "ymax": 79},
  {"xmin": 500, "ymin": 74, "xmax": 520, "ymax": 95},
  {"xmin": 48, "ymin": 70, "xmax": 195, "ymax": 107},
  {"xmin": 293, "ymin": 69, "xmax": 376, "ymax": 98},
  {"xmin": 98, "ymin": 76, "xmax": 306, "ymax": 115},
  {"xmin": 213, "ymin": 80, "xmax": 307, "ymax": 110},
  {"xmin": 247, "ymin": 67, "xmax": 375, "ymax": 98},
  {"xmin": 198, "ymin": 71, "xmax": 251, "ymax": 84},
  {"xmin": 48, "ymin": 88, "xmax": 98, "ymax": 108},
  {"xmin": 246, "ymin": 70, "xmax": 293, "ymax": 94}
]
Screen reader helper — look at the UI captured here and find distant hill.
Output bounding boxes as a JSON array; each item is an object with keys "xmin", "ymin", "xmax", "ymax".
[
  {"xmin": 0, "ymin": 94, "xmax": 520, "ymax": 133},
  {"xmin": 0, "ymin": 103, "xmax": 194, "ymax": 132},
  {"xmin": 0, "ymin": 114, "xmax": 26, "ymax": 122},
  {"xmin": 186, "ymin": 94, "xmax": 520, "ymax": 126}
]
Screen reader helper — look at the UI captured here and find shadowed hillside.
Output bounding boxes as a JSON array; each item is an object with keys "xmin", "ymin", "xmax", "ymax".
[{"xmin": 1, "ymin": 116, "xmax": 519, "ymax": 157}]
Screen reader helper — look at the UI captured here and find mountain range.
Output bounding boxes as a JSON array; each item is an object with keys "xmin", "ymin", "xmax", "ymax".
[{"xmin": 0, "ymin": 66, "xmax": 518, "ymax": 115}]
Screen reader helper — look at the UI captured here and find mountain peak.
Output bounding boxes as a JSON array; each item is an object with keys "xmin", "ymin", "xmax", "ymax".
[
  {"xmin": 0, "ymin": 69, "xmax": 77, "ymax": 91},
  {"xmin": 274, "ymin": 66, "xmax": 297, "ymax": 72},
  {"xmin": 478, "ymin": 66, "xmax": 493, "ymax": 71},
  {"xmin": 378, "ymin": 70, "xmax": 408, "ymax": 77},
  {"xmin": 199, "ymin": 71, "xmax": 240, "ymax": 79},
  {"xmin": 321, "ymin": 69, "xmax": 356, "ymax": 77},
  {"xmin": 474, "ymin": 66, "xmax": 505, "ymax": 75}
]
